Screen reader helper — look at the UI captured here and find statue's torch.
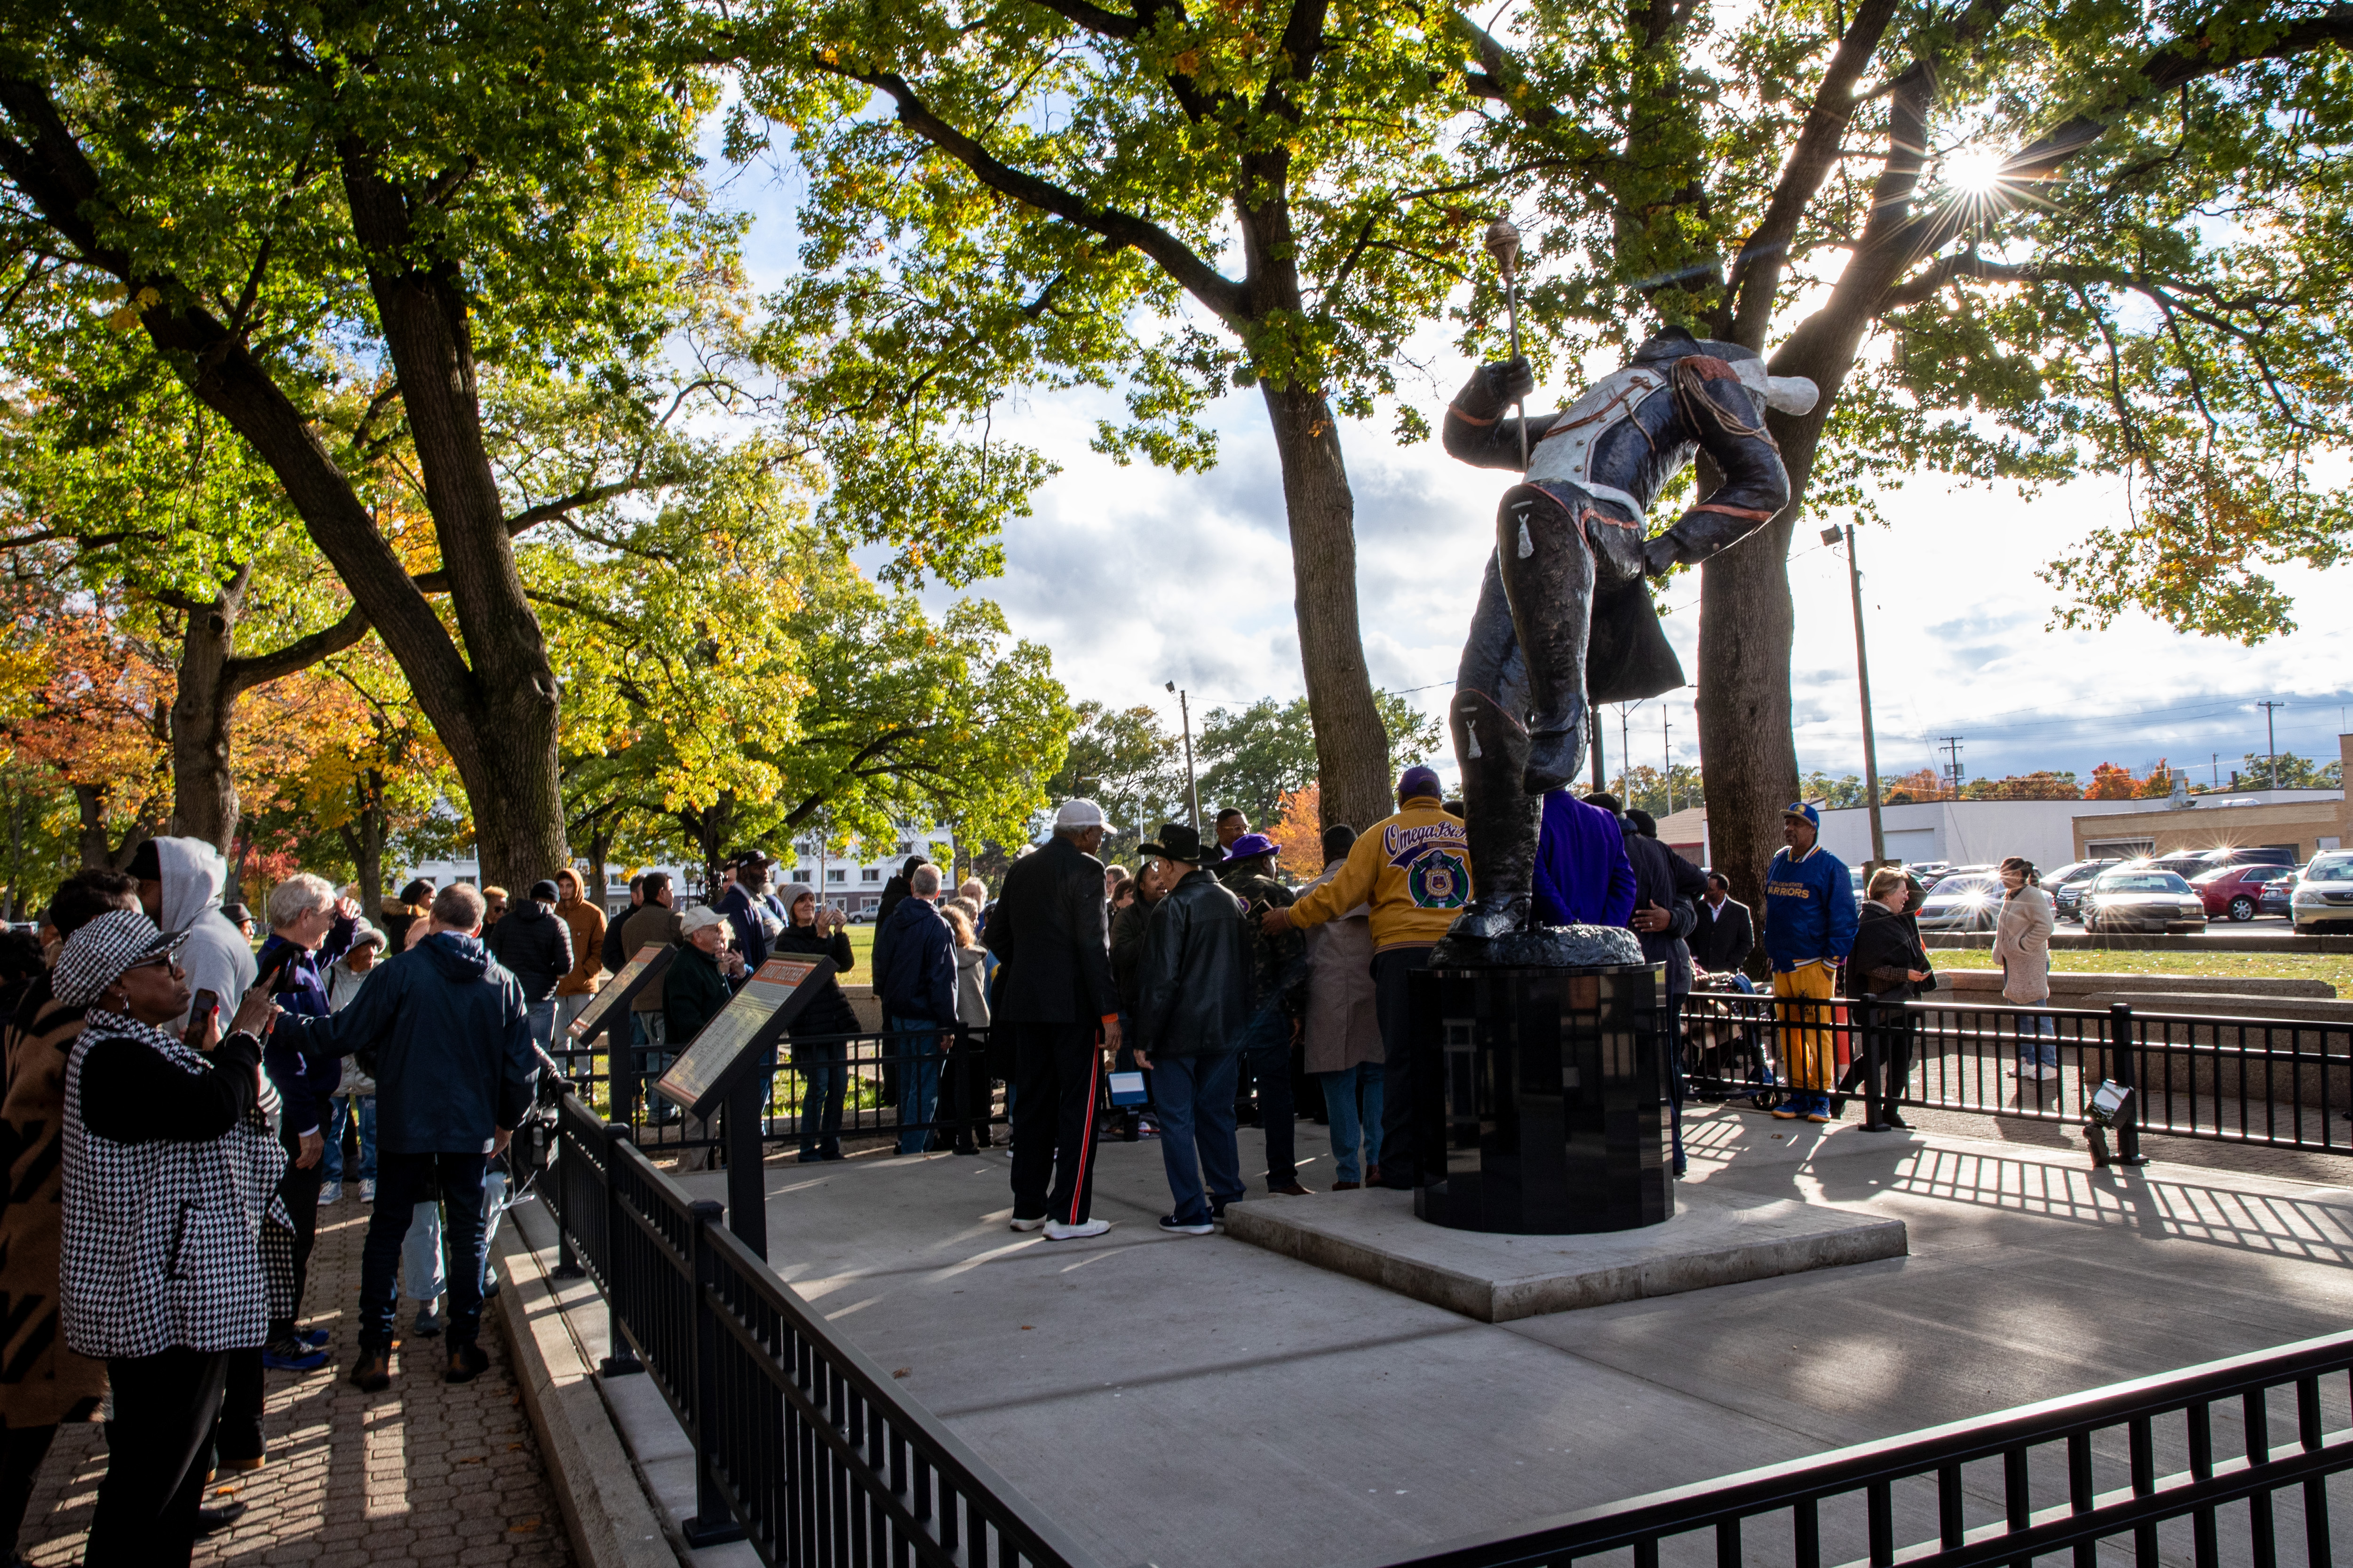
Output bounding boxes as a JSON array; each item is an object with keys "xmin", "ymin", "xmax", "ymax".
[{"xmin": 1484, "ymin": 217, "xmax": 1529, "ymax": 469}]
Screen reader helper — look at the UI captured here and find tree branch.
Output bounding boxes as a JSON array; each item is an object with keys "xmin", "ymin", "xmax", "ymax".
[
  {"xmin": 829, "ymin": 63, "xmax": 1251, "ymax": 328},
  {"xmin": 1025, "ymin": 0, "xmax": 1142, "ymax": 40},
  {"xmin": 1726, "ymin": 0, "xmax": 1903, "ymax": 346},
  {"xmin": 223, "ymin": 602, "xmax": 374, "ymax": 697}
]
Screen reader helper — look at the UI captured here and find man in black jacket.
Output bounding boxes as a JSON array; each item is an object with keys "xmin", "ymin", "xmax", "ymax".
[
  {"xmin": 1691, "ymin": 871, "xmax": 1756, "ymax": 975},
  {"xmin": 877, "ymin": 866, "xmax": 957, "ymax": 1158},
  {"xmin": 984, "ymin": 801, "xmax": 1121, "ymax": 1240},
  {"xmin": 484, "ymin": 880, "xmax": 572, "ymax": 1052},
  {"xmin": 1130, "ymin": 823, "xmax": 1249, "ymax": 1235}
]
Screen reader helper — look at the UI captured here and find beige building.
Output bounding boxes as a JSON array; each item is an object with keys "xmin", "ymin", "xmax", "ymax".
[{"xmin": 2069, "ymin": 735, "xmax": 2351, "ymax": 862}]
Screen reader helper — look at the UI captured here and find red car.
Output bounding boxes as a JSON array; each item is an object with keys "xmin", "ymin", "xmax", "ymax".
[{"xmin": 2189, "ymin": 863, "xmax": 2297, "ymax": 922}]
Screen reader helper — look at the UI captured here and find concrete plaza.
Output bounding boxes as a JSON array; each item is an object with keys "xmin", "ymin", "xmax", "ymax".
[{"xmin": 523, "ymin": 1103, "xmax": 2353, "ymax": 1568}]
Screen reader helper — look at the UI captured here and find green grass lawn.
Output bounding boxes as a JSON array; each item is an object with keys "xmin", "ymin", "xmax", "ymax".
[{"xmin": 1932, "ymin": 947, "xmax": 2353, "ymax": 996}]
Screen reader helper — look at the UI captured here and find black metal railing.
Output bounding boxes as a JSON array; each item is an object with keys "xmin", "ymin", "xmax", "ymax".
[
  {"xmin": 546, "ymin": 1089, "xmax": 1097, "ymax": 1566},
  {"xmin": 1376, "ymin": 1328, "xmax": 2353, "ymax": 1568},
  {"xmin": 1679, "ymin": 987, "xmax": 2353, "ymax": 1157},
  {"xmin": 546, "ymin": 1026, "xmax": 1005, "ymax": 1156}
]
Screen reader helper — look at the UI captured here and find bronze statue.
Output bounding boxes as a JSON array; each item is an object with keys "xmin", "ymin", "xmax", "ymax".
[{"xmin": 1441, "ymin": 329, "xmax": 1819, "ymax": 947}]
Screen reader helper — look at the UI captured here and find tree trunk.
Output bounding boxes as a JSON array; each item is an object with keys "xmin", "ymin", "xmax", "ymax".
[
  {"xmin": 1257, "ymin": 382, "xmax": 1391, "ymax": 838},
  {"xmin": 72, "ymin": 785, "xmax": 149, "ymax": 871},
  {"xmin": 169, "ymin": 573, "xmax": 246, "ymax": 853},
  {"xmin": 335, "ymin": 767, "xmax": 388, "ymax": 912}
]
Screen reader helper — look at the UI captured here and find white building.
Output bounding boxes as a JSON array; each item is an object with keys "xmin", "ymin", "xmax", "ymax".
[{"xmin": 398, "ymin": 824, "xmax": 954, "ymax": 919}]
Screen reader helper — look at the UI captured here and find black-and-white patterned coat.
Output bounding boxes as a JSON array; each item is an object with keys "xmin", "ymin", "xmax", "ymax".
[{"xmin": 60, "ymin": 1015, "xmax": 289, "ymax": 1359}]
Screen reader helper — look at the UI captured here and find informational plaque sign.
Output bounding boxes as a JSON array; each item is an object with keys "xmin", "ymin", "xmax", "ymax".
[
  {"xmin": 653, "ymin": 955, "xmax": 837, "ymax": 1119},
  {"xmin": 565, "ymin": 942, "xmax": 676, "ymax": 1042}
]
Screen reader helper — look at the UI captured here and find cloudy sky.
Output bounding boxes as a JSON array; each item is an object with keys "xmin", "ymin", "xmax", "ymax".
[{"xmin": 726, "ymin": 162, "xmax": 2353, "ymax": 800}]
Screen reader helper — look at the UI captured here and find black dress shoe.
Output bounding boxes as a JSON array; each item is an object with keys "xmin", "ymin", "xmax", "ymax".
[
  {"xmin": 446, "ymin": 1341, "xmax": 492, "ymax": 1384},
  {"xmin": 198, "ymin": 1499, "xmax": 248, "ymax": 1534}
]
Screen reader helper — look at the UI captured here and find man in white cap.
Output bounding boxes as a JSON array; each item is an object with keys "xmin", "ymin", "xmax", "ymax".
[{"xmin": 983, "ymin": 800, "xmax": 1123, "ymax": 1240}]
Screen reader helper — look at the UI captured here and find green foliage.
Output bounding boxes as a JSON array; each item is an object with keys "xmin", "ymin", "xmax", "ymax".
[
  {"xmin": 1801, "ymin": 771, "xmax": 1870, "ymax": 810},
  {"xmin": 1196, "ymin": 691, "xmax": 1444, "ymax": 825},
  {"xmin": 1614, "ymin": 762, "xmax": 1706, "ymax": 820},
  {"xmin": 1455, "ymin": 0, "xmax": 2353, "ymax": 642},
  {"xmin": 1961, "ymin": 771, "xmax": 2083, "ymax": 801},
  {"xmin": 2227, "ymin": 751, "xmax": 2344, "ymax": 791}
]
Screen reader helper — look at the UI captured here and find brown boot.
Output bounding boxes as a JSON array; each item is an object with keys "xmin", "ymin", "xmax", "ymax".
[
  {"xmin": 445, "ymin": 1342, "xmax": 491, "ymax": 1385},
  {"xmin": 348, "ymin": 1351, "xmax": 391, "ymax": 1393}
]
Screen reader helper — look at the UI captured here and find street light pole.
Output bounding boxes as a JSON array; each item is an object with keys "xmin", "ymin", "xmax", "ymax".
[
  {"xmin": 2259, "ymin": 699, "xmax": 2286, "ymax": 788},
  {"xmin": 1167, "ymin": 681, "xmax": 1200, "ymax": 835},
  {"xmin": 1824, "ymin": 523, "xmax": 1886, "ymax": 865}
]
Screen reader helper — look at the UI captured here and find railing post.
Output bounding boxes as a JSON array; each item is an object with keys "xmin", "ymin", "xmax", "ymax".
[
  {"xmin": 683, "ymin": 1199, "xmax": 748, "ymax": 1548},
  {"xmin": 598, "ymin": 1124, "xmax": 645, "ymax": 1379},
  {"xmin": 551, "ymin": 1096, "xmax": 584, "ymax": 1280},
  {"xmin": 1860, "ymin": 995, "xmax": 1884, "ymax": 1132},
  {"xmin": 2109, "ymin": 1002, "xmax": 2149, "ymax": 1167},
  {"xmin": 609, "ymin": 1014, "xmax": 640, "ymax": 1130}
]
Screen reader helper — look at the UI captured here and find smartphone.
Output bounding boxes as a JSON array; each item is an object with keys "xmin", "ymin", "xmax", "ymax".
[
  {"xmin": 185, "ymin": 989, "xmax": 220, "ymax": 1046},
  {"xmin": 254, "ymin": 945, "xmax": 298, "ymax": 993}
]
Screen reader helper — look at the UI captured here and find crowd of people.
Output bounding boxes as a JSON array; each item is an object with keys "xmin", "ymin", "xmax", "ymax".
[{"xmin": 0, "ymin": 780, "xmax": 2067, "ymax": 1561}]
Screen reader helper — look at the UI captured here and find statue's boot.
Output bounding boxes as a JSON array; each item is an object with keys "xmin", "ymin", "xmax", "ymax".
[
  {"xmin": 1443, "ymin": 687, "xmax": 1540, "ymax": 942},
  {"xmin": 1494, "ymin": 484, "xmax": 1596, "ymax": 794}
]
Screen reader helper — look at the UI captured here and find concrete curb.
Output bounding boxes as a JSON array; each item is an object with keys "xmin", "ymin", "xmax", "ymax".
[
  {"xmin": 495, "ymin": 1217, "xmax": 679, "ymax": 1568},
  {"xmin": 1223, "ymin": 1186, "xmax": 1908, "ymax": 1322}
]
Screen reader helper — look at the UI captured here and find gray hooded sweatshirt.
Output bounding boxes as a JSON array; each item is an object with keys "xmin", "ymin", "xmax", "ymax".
[{"xmin": 155, "ymin": 837, "xmax": 258, "ymax": 1032}]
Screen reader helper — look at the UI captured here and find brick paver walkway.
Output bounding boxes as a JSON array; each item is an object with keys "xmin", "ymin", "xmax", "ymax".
[{"xmin": 17, "ymin": 1196, "xmax": 572, "ymax": 1566}]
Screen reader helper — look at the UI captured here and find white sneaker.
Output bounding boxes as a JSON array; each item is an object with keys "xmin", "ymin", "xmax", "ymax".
[
  {"xmin": 1008, "ymin": 1214, "xmax": 1048, "ymax": 1233},
  {"xmin": 2039, "ymin": 1064, "xmax": 2063, "ymax": 1081},
  {"xmin": 357, "ymin": 1179, "xmax": 376, "ymax": 1203},
  {"xmin": 1043, "ymin": 1218, "xmax": 1111, "ymax": 1241},
  {"xmin": 318, "ymin": 1181, "xmax": 342, "ymax": 1204}
]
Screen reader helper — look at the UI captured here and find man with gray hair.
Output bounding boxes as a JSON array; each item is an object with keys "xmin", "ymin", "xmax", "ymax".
[
  {"xmin": 877, "ymin": 863, "xmax": 957, "ymax": 1156},
  {"xmin": 985, "ymin": 800, "xmax": 1122, "ymax": 1241},
  {"xmin": 272, "ymin": 881, "xmax": 536, "ymax": 1391}
]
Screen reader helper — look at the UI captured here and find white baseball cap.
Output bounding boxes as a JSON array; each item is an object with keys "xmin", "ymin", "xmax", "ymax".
[{"xmin": 1054, "ymin": 799, "xmax": 1106, "ymax": 829}]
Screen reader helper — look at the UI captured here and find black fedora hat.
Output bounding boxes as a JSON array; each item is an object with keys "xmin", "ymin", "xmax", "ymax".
[{"xmin": 1137, "ymin": 822, "xmax": 1207, "ymax": 863}]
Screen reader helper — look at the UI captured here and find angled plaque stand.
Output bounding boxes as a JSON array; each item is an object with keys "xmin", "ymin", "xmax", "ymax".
[
  {"xmin": 654, "ymin": 955, "xmax": 838, "ymax": 1259},
  {"xmin": 564, "ymin": 942, "xmax": 676, "ymax": 1128}
]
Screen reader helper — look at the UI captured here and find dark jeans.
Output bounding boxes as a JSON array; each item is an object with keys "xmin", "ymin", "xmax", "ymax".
[
  {"xmin": 1837, "ymin": 1010, "xmax": 1918, "ymax": 1120},
  {"xmin": 1660, "ymin": 997, "xmax": 1685, "ymax": 1172},
  {"xmin": 267, "ymin": 1125, "xmax": 325, "ymax": 1342},
  {"xmin": 0, "ymin": 1422, "xmax": 56, "ymax": 1556},
  {"xmin": 1372, "ymin": 945, "xmax": 1435, "ymax": 1186},
  {"xmin": 1009, "ymin": 1022, "xmax": 1104, "ymax": 1226},
  {"xmin": 792, "ymin": 1038, "xmax": 846, "ymax": 1156},
  {"xmin": 889, "ymin": 1017, "xmax": 946, "ymax": 1155},
  {"xmin": 365, "ymin": 1151, "xmax": 488, "ymax": 1353},
  {"xmin": 87, "ymin": 1346, "xmax": 228, "ymax": 1568},
  {"xmin": 1235, "ymin": 1005, "xmax": 1297, "ymax": 1188},
  {"xmin": 1153, "ymin": 1051, "xmax": 1243, "ymax": 1224}
]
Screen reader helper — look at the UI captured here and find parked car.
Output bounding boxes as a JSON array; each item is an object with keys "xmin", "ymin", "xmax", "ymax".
[
  {"xmin": 2046, "ymin": 859, "xmax": 2118, "ymax": 923},
  {"xmin": 2194, "ymin": 845, "xmax": 2301, "ymax": 870},
  {"xmin": 2261, "ymin": 875, "xmax": 2297, "ymax": 919},
  {"xmin": 2080, "ymin": 868, "xmax": 2208, "ymax": 934},
  {"xmin": 2190, "ymin": 863, "xmax": 2297, "ymax": 922},
  {"xmin": 1913, "ymin": 873, "xmax": 2003, "ymax": 932},
  {"xmin": 2290, "ymin": 852, "xmax": 2353, "ymax": 935},
  {"xmin": 848, "ymin": 906, "xmax": 877, "ymax": 924}
]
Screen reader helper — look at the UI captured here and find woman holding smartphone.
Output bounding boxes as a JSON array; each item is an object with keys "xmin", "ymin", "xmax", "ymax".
[
  {"xmin": 773, "ymin": 884, "xmax": 857, "ymax": 1162},
  {"xmin": 57, "ymin": 909, "xmax": 283, "ymax": 1567}
]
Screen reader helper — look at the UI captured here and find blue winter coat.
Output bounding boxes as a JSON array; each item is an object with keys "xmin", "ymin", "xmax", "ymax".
[
  {"xmin": 271, "ymin": 932, "xmax": 537, "ymax": 1155},
  {"xmin": 257, "ymin": 912, "xmax": 357, "ymax": 1138},
  {"xmin": 1762, "ymin": 844, "xmax": 1859, "ymax": 972},
  {"xmin": 877, "ymin": 895, "xmax": 956, "ymax": 1026}
]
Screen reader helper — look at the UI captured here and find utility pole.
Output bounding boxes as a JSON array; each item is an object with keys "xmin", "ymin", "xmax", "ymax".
[
  {"xmin": 1823, "ymin": 524, "xmax": 1886, "ymax": 863},
  {"xmin": 1663, "ymin": 708, "xmax": 1674, "ymax": 817},
  {"xmin": 2259, "ymin": 700, "xmax": 2287, "ymax": 788},
  {"xmin": 1936, "ymin": 735, "xmax": 1966, "ymax": 799},
  {"xmin": 1166, "ymin": 681, "xmax": 1200, "ymax": 834}
]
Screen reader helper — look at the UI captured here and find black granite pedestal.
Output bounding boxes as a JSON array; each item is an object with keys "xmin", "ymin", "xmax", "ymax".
[{"xmin": 1409, "ymin": 962, "xmax": 1673, "ymax": 1234}]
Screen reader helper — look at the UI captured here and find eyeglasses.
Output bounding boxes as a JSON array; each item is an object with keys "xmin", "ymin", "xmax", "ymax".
[{"xmin": 123, "ymin": 955, "xmax": 184, "ymax": 979}]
